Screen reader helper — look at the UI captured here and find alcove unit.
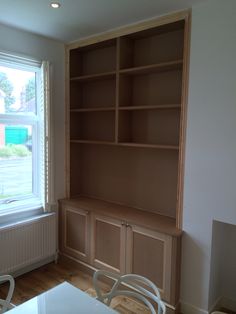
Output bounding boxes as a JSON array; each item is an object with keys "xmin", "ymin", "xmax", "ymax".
[{"xmin": 60, "ymin": 11, "xmax": 190, "ymax": 313}]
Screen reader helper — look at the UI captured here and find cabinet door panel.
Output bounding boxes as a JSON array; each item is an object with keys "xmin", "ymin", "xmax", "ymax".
[
  {"xmin": 126, "ymin": 225, "xmax": 172, "ymax": 302},
  {"xmin": 61, "ymin": 206, "xmax": 90, "ymax": 263},
  {"xmin": 91, "ymin": 214, "xmax": 126, "ymax": 273}
]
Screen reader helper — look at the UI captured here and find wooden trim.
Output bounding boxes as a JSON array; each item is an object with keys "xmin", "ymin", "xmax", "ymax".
[
  {"xmin": 163, "ymin": 234, "xmax": 172, "ymax": 302},
  {"xmin": 176, "ymin": 12, "xmax": 191, "ymax": 229},
  {"xmin": 125, "ymin": 225, "xmax": 133, "ymax": 272},
  {"xmin": 115, "ymin": 37, "xmax": 120, "ymax": 143},
  {"xmin": 67, "ymin": 9, "xmax": 190, "ymax": 49},
  {"xmin": 170, "ymin": 236, "xmax": 182, "ymax": 307},
  {"xmin": 65, "ymin": 48, "xmax": 70, "ymax": 198}
]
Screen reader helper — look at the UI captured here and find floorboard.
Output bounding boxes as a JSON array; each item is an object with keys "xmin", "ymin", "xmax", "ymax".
[
  {"xmin": 0, "ymin": 258, "xmax": 151, "ymax": 313},
  {"xmin": 0, "ymin": 258, "xmax": 98, "ymax": 305}
]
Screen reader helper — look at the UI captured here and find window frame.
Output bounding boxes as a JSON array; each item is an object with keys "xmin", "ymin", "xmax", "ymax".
[{"xmin": 0, "ymin": 51, "xmax": 51, "ymax": 222}]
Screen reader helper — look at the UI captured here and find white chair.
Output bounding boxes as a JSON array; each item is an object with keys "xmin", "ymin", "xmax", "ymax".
[
  {"xmin": 93, "ymin": 270, "xmax": 166, "ymax": 314},
  {"xmin": 0, "ymin": 275, "xmax": 15, "ymax": 313}
]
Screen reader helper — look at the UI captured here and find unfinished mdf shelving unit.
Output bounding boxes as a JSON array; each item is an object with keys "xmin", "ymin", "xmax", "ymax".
[{"xmin": 60, "ymin": 11, "xmax": 190, "ymax": 313}]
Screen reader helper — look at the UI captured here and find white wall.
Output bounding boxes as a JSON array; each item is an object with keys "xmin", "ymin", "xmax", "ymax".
[
  {"xmin": 0, "ymin": 23, "xmax": 65, "ymax": 202},
  {"xmin": 181, "ymin": 0, "xmax": 236, "ymax": 312}
]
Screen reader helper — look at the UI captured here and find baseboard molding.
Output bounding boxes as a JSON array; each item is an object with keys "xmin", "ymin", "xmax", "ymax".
[
  {"xmin": 10, "ymin": 254, "xmax": 56, "ymax": 278},
  {"xmin": 209, "ymin": 295, "xmax": 236, "ymax": 313},
  {"xmin": 181, "ymin": 296, "xmax": 236, "ymax": 314},
  {"xmin": 180, "ymin": 301, "xmax": 209, "ymax": 314},
  {"xmin": 220, "ymin": 296, "xmax": 236, "ymax": 312},
  {"xmin": 209, "ymin": 296, "xmax": 222, "ymax": 313}
]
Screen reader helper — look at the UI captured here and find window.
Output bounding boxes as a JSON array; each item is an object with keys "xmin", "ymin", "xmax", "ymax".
[{"xmin": 0, "ymin": 52, "xmax": 51, "ymax": 218}]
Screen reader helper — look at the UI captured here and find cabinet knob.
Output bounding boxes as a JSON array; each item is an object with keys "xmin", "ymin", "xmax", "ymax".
[{"xmin": 121, "ymin": 222, "xmax": 125, "ymax": 226}]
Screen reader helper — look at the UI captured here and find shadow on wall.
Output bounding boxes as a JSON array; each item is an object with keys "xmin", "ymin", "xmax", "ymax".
[{"xmin": 209, "ymin": 220, "xmax": 236, "ymax": 313}]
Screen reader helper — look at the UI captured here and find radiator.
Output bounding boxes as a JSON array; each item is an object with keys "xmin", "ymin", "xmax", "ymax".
[{"xmin": 0, "ymin": 213, "xmax": 57, "ymax": 274}]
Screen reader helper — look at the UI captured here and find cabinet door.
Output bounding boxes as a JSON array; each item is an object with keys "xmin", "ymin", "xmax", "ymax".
[
  {"xmin": 60, "ymin": 206, "xmax": 90, "ymax": 263},
  {"xmin": 90, "ymin": 214, "xmax": 126, "ymax": 274},
  {"xmin": 126, "ymin": 224, "xmax": 172, "ymax": 302}
]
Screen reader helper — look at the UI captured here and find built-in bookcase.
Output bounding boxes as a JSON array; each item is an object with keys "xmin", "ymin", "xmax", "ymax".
[
  {"xmin": 68, "ymin": 19, "xmax": 187, "ymax": 219},
  {"xmin": 62, "ymin": 13, "xmax": 190, "ymax": 311}
]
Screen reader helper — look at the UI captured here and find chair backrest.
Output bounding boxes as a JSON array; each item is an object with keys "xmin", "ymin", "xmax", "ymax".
[
  {"xmin": 0, "ymin": 275, "xmax": 15, "ymax": 314},
  {"xmin": 93, "ymin": 270, "xmax": 166, "ymax": 314}
]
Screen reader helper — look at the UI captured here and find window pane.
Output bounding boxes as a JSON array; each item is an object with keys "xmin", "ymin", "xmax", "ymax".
[
  {"xmin": 0, "ymin": 66, "xmax": 36, "ymax": 115},
  {"xmin": 0, "ymin": 124, "xmax": 33, "ymax": 210}
]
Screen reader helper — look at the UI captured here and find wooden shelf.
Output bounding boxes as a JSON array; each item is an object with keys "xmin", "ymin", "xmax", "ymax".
[
  {"xmin": 71, "ymin": 107, "xmax": 116, "ymax": 113},
  {"xmin": 70, "ymin": 105, "xmax": 181, "ymax": 112},
  {"xmin": 70, "ymin": 140, "xmax": 179, "ymax": 150},
  {"xmin": 59, "ymin": 197, "xmax": 182, "ymax": 237},
  {"xmin": 70, "ymin": 71, "xmax": 116, "ymax": 82},
  {"xmin": 118, "ymin": 142, "xmax": 179, "ymax": 150},
  {"xmin": 119, "ymin": 104, "xmax": 181, "ymax": 110},
  {"xmin": 119, "ymin": 60, "xmax": 183, "ymax": 76},
  {"xmin": 70, "ymin": 140, "xmax": 116, "ymax": 145}
]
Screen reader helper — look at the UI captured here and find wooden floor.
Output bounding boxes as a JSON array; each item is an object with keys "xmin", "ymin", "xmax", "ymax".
[
  {"xmin": 2, "ymin": 259, "xmax": 234, "ymax": 314},
  {"xmin": 0, "ymin": 258, "xmax": 98, "ymax": 305},
  {"xmin": 0, "ymin": 257, "xmax": 150, "ymax": 314}
]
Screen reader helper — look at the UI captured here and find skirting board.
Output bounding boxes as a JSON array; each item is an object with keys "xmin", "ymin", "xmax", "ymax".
[
  {"xmin": 181, "ymin": 296, "xmax": 236, "ymax": 314},
  {"xmin": 180, "ymin": 301, "xmax": 208, "ymax": 314},
  {"xmin": 210, "ymin": 296, "xmax": 236, "ymax": 313},
  {"xmin": 10, "ymin": 255, "xmax": 57, "ymax": 278},
  {"xmin": 221, "ymin": 296, "xmax": 236, "ymax": 312}
]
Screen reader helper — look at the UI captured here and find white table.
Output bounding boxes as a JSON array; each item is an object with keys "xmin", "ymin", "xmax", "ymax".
[{"xmin": 8, "ymin": 282, "xmax": 117, "ymax": 314}]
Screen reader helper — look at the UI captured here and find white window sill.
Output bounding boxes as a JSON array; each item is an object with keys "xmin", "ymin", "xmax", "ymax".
[
  {"xmin": 0, "ymin": 197, "xmax": 44, "ymax": 227},
  {"xmin": 0, "ymin": 212, "xmax": 55, "ymax": 231}
]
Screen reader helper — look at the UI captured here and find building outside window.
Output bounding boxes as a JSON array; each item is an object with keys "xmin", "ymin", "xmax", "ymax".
[{"xmin": 0, "ymin": 52, "xmax": 51, "ymax": 219}]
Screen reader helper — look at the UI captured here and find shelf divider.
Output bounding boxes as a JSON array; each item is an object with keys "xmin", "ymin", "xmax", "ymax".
[
  {"xmin": 119, "ymin": 104, "xmax": 181, "ymax": 110},
  {"xmin": 118, "ymin": 142, "xmax": 179, "ymax": 150},
  {"xmin": 70, "ymin": 107, "xmax": 116, "ymax": 112},
  {"xmin": 119, "ymin": 60, "xmax": 183, "ymax": 76},
  {"xmin": 70, "ymin": 140, "xmax": 179, "ymax": 150},
  {"xmin": 70, "ymin": 71, "xmax": 116, "ymax": 82},
  {"xmin": 70, "ymin": 140, "xmax": 116, "ymax": 145}
]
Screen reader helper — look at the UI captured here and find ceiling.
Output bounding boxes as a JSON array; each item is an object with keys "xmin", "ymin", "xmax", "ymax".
[{"xmin": 0, "ymin": 0, "xmax": 207, "ymax": 43}]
